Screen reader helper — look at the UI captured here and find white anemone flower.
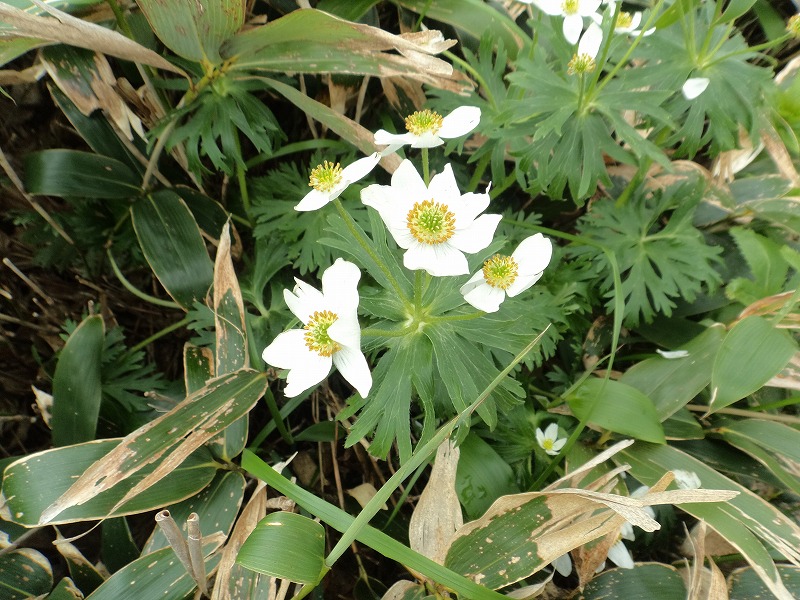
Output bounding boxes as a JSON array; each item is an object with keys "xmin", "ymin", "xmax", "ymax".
[
  {"xmin": 295, "ymin": 153, "xmax": 381, "ymax": 211},
  {"xmin": 591, "ymin": 9, "xmax": 655, "ymax": 36},
  {"xmin": 673, "ymin": 470, "xmax": 702, "ymax": 490},
  {"xmin": 534, "ymin": 0, "xmax": 602, "ymax": 44},
  {"xmin": 361, "ymin": 160, "xmax": 501, "ymax": 277},
  {"xmin": 262, "ymin": 259, "xmax": 372, "ymax": 398},
  {"xmin": 568, "ymin": 22, "xmax": 603, "ymax": 75},
  {"xmin": 374, "ymin": 106, "xmax": 481, "ymax": 150},
  {"xmin": 601, "ymin": 485, "xmax": 653, "ymax": 570},
  {"xmin": 460, "ymin": 233, "xmax": 553, "ymax": 313},
  {"xmin": 682, "ymin": 77, "xmax": 710, "ymax": 100},
  {"xmin": 536, "ymin": 422, "xmax": 567, "ymax": 456}
]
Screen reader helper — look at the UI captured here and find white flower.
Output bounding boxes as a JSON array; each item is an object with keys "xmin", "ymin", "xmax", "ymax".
[
  {"xmin": 536, "ymin": 422, "xmax": 567, "ymax": 456},
  {"xmin": 591, "ymin": 9, "xmax": 655, "ymax": 36},
  {"xmin": 361, "ymin": 160, "xmax": 501, "ymax": 277},
  {"xmin": 295, "ymin": 153, "xmax": 381, "ymax": 211},
  {"xmin": 552, "ymin": 553, "xmax": 573, "ymax": 577},
  {"xmin": 262, "ymin": 259, "xmax": 372, "ymax": 398},
  {"xmin": 568, "ymin": 22, "xmax": 603, "ymax": 75},
  {"xmin": 600, "ymin": 485, "xmax": 653, "ymax": 571},
  {"xmin": 682, "ymin": 77, "xmax": 710, "ymax": 100},
  {"xmin": 374, "ymin": 106, "xmax": 481, "ymax": 150},
  {"xmin": 460, "ymin": 233, "xmax": 553, "ymax": 313},
  {"xmin": 673, "ymin": 470, "xmax": 702, "ymax": 490},
  {"xmin": 534, "ymin": 0, "xmax": 602, "ymax": 44}
]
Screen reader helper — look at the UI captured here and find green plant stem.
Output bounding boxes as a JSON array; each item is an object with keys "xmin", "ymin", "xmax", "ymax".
[
  {"xmin": 263, "ymin": 387, "xmax": 294, "ymax": 445},
  {"xmin": 126, "ymin": 316, "xmax": 192, "ymax": 356},
  {"xmin": 333, "ymin": 199, "xmax": 409, "ymax": 305},
  {"xmin": 248, "ymin": 394, "xmax": 305, "ymax": 449},
  {"xmin": 105, "ymin": 0, "xmax": 134, "ymax": 38},
  {"xmin": 106, "ymin": 248, "xmax": 181, "ymax": 309},
  {"xmin": 324, "ymin": 327, "xmax": 550, "ymax": 567},
  {"xmin": 421, "ymin": 147, "xmax": 430, "ymax": 186},
  {"xmin": 414, "ymin": 270, "xmax": 424, "ymax": 312}
]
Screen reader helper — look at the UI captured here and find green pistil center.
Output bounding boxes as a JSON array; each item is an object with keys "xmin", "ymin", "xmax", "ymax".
[
  {"xmin": 542, "ymin": 438, "xmax": 555, "ymax": 451},
  {"xmin": 568, "ymin": 53, "xmax": 596, "ymax": 75},
  {"xmin": 309, "ymin": 161, "xmax": 343, "ymax": 193},
  {"xmin": 304, "ymin": 310, "xmax": 341, "ymax": 357},
  {"xmin": 406, "ymin": 199, "xmax": 456, "ymax": 245},
  {"xmin": 482, "ymin": 254, "xmax": 519, "ymax": 290},
  {"xmin": 562, "ymin": 0, "xmax": 579, "ymax": 15},
  {"xmin": 404, "ymin": 109, "xmax": 444, "ymax": 136},
  {"xmin": 617, "ymin": 11, "xmax": 634, "ymax": 29}
]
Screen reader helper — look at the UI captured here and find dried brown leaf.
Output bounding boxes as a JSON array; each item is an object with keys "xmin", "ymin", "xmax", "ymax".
[
  {"xmin": 0, "ymin": 1, "xmax": 186, "ymax": 76},
  {"xmin": 347, "ymin": 483, "xmax": 387, "ymax": 510},
  {"xmin": 409, "ymin": 439, "xmax": 463, "ymax": 565}
]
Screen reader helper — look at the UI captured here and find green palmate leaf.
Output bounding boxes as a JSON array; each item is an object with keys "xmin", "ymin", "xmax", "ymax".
[
  {"xmin": 456, "ymin": 433, "xmax": 519, "ymax": 520},
  {"xmin": 25, "ymin": 150, "xmax": 141, "ymax": 199},
  {"xmin": 715, "ymin": 419, "xmax": 800, "ymax": 495},
  {"xmin": 620, "ymin": 442, "xmax": 800, "ymax": 600},
  {"xmin": 391, "ymin": 0, "xmax": 526, "ymax": 59},
  {"xmin": 135, "ymin": 0, "xmax": 244, "ymax": 64},
  {"xmin": 237, "ymin": 512, "xmax": 326, "ymax": 584},
  {"xmin": 582, "ymin": 563, "xmax": 687, "ymax": 598},
  {"xmin": 620, "ymin": 324, "xmax": 725, "ymax": 420},
  {"xmin": 718, "ymin": 0, "xmax": 759, "ymax": 23},
  {"xmin": 39, "ymin": 369, "xmax": 265, "ymax": 524},
  {"xmin": 143, "ymin": 470, "xmax": 246, "ymax": 554},
  {"xmin": 567, "ymin": 378, "xmax": 666, "ymax": 444},
  {"xmin": 0, "ymin": 439, "xmax": 218, "ymax": 526},
  {"xmin": 131, "ymin": 190, "xmax": 214, "ymax": 310},
  {"xmin": 223, "ymin": 9, "xmax": 454, "ymax": 88},
  {"xmin": 710, "ymin": 316, "xmax": 797, "ymax": 412},
  {"xmin": 729, "ymin": 565, "xmax": 800, "ymax": 599},
  {"xmin": 0, "ymin": 549, "xmax": 52, "ymax": 600},
  {"xmin": 84, "ymin": 541, "xmax": 222, "ymax": 600},
  {"xmin": 52, "ymin": 314, "xmax": 104, "ymax": 446}
]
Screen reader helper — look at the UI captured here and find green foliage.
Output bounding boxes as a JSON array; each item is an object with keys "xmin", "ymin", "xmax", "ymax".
[{"xmin": 573, "ymin": 178, "xmax": 723, "ymax": 325}]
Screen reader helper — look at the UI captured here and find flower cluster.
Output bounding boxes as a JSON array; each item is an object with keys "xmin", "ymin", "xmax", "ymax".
[{"xmin": 262, "ymin": 105, "xmax": 552, "ymax": 400}]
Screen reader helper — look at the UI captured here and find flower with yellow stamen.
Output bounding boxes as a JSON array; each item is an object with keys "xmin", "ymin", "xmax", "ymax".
[
  {"xmin": 374, "ymin": 106, "xmax": 481, "ymax": 150},
  {"xmin": 295, "ymin": 153, "xmax": 380, "ymax": 212}
]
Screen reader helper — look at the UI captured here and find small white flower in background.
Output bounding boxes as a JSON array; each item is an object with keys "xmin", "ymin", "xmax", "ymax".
[
  {"xmin": 295, "ymin": 153, "xmax": 381, "ymax": 211},
  {"xmin": 536, "ymin": 422, "xmax": 567, "ymax": 456},
  {"xmin": 460, "ymin": 233, "xmax": 553, "ymax": 313},
  {"xmin": 600, "ymin": 485, "xmax": 653, "ymax": 570},
  {"xmin": 656, "ymin": 349, "xmax": 690, "ymax": 359},
  {"xmin": 673, "ymin": 469, "xmax": 702, "ymax": 490},
  {"xmin": 592, "ymin": 8, "xmax": 655, "ymax": 36},
  {"xmin": 262, "ymin": 259, "xmax": 372, "ymax": 398},
  {"xmin": 361, "ymin": 160, "xmax": 501, "ymax": 277},
  {"xmin": 374, "ymin": 106, "xmax": 481, "ymax": 150},
  {"xmin": 533, "ymin": 0, "xmax": 602, "ymax": 44},
  {"xmin": 552, "ymin": 553, "xmax": 573, "ymax": 577},
  {"xmin": 682, "ymin": 77, "xmax": 710, "ymax": 100},
  {"xmin": 568, "ymin": 22, "xmax": 603, "ymax": 75}
]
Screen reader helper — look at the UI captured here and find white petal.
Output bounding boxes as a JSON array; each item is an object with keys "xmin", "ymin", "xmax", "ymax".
[
  {"xmin": 262, "ymin": 329, "xmax": 310, "ymax": 370},
  {"xmin": 321, "ymin": 258, "xmax": 361, "ymax": 314},
  {"xmin": 607, "ymin": 541, "xmax": 634, "ymax": 569},
  {"xmin": 505, "ymin": 271, "xmax": 544, "ymax": 298},
  {"xmin": 284, "ymin": 280, "xmax": 324, "ymax": 323},
  {"xmin": 391, "ymin": 159, "xmax": 428, "ymax": 198},
  {"xmin": 409, "ymin": 132, "xmax": 444, "ymax": 148},
  {"xmin": 283, "ymin": 352, "xmax": 332, "ymax": 398},
  {"xmin": 387, "ymin": 225, "xmax": 417, "ymax": 250},
  {"xmin": 620, "ymin": 522, "xmax": 635, "ymax": 541},
  {"xmin": 550, "ymin": 437, "xmax": 567, "ymax": 452},
  {"xmin": 361, "ymin": 183, "xmax": 393, "ymax": 212},
  {"xmin": 328, "ymin": 313, "xmax": 361, "ymax": 350},
  {"xmin": 544, "ymin": 422, "xmax": 559, "ymax": 441},
  {"xmin": 341, "ymin": 152, "xmax": 381, "ymax": 184},
  {"xmin": 579, "ymin": 0, "xmax": 602, "ymax": 15},
  {"xmin": 450, "ymin": 192, "xmax": 491, "ymax": 226},
  {"xmin": 295, "ymin": 188, "xmax": 333, "ymax": 212},
  {"xmin": 462, "ymin": 281, "xmax": 505, "ymax": 313},
  {"xmin": 403, "ymin": 242, "xmax": 469, "ymax": 276},
  {"xmin": 333, "ymin": 346, "xmax": 372, "ymax": 397},
  {"xmin": 437, "ymin": 106, "xmax": 481, "ymax": 139},
  {"xmin": 673, "ymin": 469, "xmax": 701, "ymax": 490},
  {"xmin": 374, "ymin": 130, "xmax": 416, "ymax": 147},
  {"xmin": 579, "ymin": 22, "xmax": 603, "ymax": 59},
  {"xmin": 512, "ymin": 233, "xmax": 554, "ymax": 276},
  {"xmin": 449, "ymin": 213, "xmax": 502, "ymax": 254},
  {"xmin": 553, "ymin": 553, "xmax": 573, "ymax": 577},
  {"xmin": 682, "ymin": 77, "xmax": 710, "ymax": 100},
  {"xmin": 563, "ymin": 14, "xmax": 584, "ymax": 44},
  {"xmin": 628, "ymin": 12, "xmax": 642, "ymax": 30},
  {"xmin": 428, "ymin": 163, "xmax": 461, "ymax": 203},
  {"xmin": 459, "ymin": 269, "xmax": 487, "ymax": 296},
  {"xmin": 535, "ymin": 427, "xmax": 546, "ymax": 446}
]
